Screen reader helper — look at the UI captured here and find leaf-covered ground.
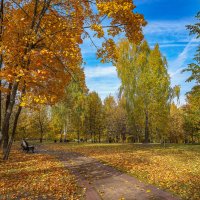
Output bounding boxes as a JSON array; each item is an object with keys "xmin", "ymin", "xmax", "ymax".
[
  {"xmin": 44, "ymin": 143, "xmax": 200, "ymax": 200},
  {"xmin": 0, "ymin": 146, "xmax": 84, "ymax": 200}
]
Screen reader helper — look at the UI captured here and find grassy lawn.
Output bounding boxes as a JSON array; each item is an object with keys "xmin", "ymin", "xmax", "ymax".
[
  {"xmin": 0, "ymin": 145, "xmax": 84, "ymax": 200},
  {"xmin": 43, "ymin": 142, "xmax": 200, "ymax": 200}
]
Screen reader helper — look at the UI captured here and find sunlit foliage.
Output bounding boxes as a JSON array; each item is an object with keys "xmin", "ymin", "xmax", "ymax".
[
  {"xmin": 47, "ymin": 143, "xmax": 200, "ymax": 200},
  {"xmin": 0, "ymin": 146, "xmax": 84, "ymax": 199}
]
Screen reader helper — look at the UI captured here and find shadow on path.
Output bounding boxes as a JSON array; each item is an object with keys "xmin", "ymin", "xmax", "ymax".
[{"xmin": 39, "ymin": 149, "xmax": 180, "ymax": 200}]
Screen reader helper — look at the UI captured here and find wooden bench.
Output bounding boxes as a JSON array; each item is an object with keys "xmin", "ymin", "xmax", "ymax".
[{"xmin": 21, "ymin": 139, "xmax": 35, "ymax": 153}]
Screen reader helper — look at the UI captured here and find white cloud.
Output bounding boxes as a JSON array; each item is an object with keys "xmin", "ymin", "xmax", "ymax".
[
  {"xmin": 168, "ymin": 37, "xmax": 198, "ymax": 104},
  {"xmin": 86, "ymin": 79, "xmax": 121, "ymax": 100},
  {"xmin": 144, "ymin": 20, "xmax": 187, "ymax": 34},
  {"xmin": 159, "ymin": 43, "xmax": 198, "ymax": 48},
  {"xmin": 169, "ymin": 37, "xmax": 199, "ymax": 69},
  {"xmin": 169, "ymin": 67, "xmax": 185, "ymax": 78},
  {"xmin": 81, "ymin": 18, "xmax": 199, "ymax": 102},
  {"xmin": 178, "ymin": 95, "xmax": 186, "ymax": 106},
  {"xmin": 135, "ymin": 0, "xmax": 161, "ymax": 5},
  {"xmin": 84, "ymin": 66, "xmax": 117, "ymax": 78},
  {"xmin": 143, "ymin": 19, "xmax": 197, "ymax": 44},
  {"xmin": 81, "ymin": 48, "xmax": 96, "ymax": 55}
]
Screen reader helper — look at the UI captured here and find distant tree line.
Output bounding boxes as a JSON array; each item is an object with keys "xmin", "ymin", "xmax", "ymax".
[{"xmin": 13, "ymin": 11, "xmax": 200, "ymax": 144}]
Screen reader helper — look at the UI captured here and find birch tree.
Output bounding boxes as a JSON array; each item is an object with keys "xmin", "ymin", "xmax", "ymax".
[{"xmin": 116, "ymin": 40, "xmax": 176, "ymax": 143}]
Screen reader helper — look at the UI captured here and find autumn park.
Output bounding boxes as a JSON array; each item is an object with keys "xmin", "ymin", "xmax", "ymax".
[{"xmin": 0, "ymin": 0, "xmax": 199, "ymax": 200}]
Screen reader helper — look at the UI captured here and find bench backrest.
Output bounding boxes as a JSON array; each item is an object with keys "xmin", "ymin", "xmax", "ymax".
[{"xmin": 22, "ymin": 140, "xmax": 28, "ymax": 147}]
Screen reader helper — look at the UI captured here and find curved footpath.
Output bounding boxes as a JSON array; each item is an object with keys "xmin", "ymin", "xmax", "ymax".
[{"xmin": 39, "ymin": 149, "xmax": 180, "ymax": 200}]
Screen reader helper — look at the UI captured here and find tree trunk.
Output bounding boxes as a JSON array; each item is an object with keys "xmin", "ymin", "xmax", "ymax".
[
  {"xmin": 90, "ymin": 130, "xmax": 93, "ymax": 143},
  {"xmin": 0, "ymin": 130, "xmax": 2, "ymax": 148},
  {"xmin": 59, "ymin": 128, "xmax": 63, "ymax": 142},
  {"xmin": 93, "ymin": 131, "xmax": 95, "ymax": 143},
  {"xmin": 2, "ymin": 84, "xmax": 24, "ymax": 158},
  {"xmin": 85, "ymin": 131, "xmax": 87, "ymax": 142},
  {"xmin": 191, "ymin": 132, "xmax": 194, "ymax": 144},
  {"xmin": 122, "ymin": 127, "xmax": 126, "ymax": 143},
  {"xmin": 1, "ymin": 0, "xmax": 49, "ymax": 150},
  {"xmin": 0, "ymin": 61, "xmax": 2, "ymax": 147},
  {"xmin": 2, "ymin": 123, "xmax": 9, "ymax": 154},
  {"xmin": 77, "ymin": 130, "xmax": 80, "ymax": 143},
  {"xmin": 39, "ymin": 127, "xmax": 43, "ymax": 143},
  {"xmin": 3, "ymin": 106, "xmax": 22, "ymax": 160},
  {"xmin": 63, "ymin": 121, "xmax": 67, "ymax": 142},
  {"xmin": 39, "ymin": 111, "xmax": 44, "ymax": 143},
  {"xmin": 2, "ymin": 83, "xmax": 12, "ymax": 152},
  {"xmin": 144, "ymin": 110, "xmax": 149, "ymax": 143},
  {"xmin": 98, "ymin": 129, "xmax": 101, "ymax": 143},
  {"xmin": 0, "ymin": 0, "xmax": 4, "ymax": 148},
  {"xmin": 22, "ymin": 127, "xmax": 26, "ymax": 137},
  {"xmin": 2, "ymin": 82, "xmax": 19, "ymax": 152},
  {"xmin": 90, "ymin": 129, "xmax": 92, "ymax": 142}
]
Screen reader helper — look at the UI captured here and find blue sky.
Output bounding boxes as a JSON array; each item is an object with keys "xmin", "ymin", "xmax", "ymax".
[{"xmin": 82, "ymin": 0, "xmax": 200, "ymax": 104}]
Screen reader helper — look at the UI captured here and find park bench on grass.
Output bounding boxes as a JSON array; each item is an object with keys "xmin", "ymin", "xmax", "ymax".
[{"xmin": 21, "ymin": 139, "xmax": 35, "ymax": 153}]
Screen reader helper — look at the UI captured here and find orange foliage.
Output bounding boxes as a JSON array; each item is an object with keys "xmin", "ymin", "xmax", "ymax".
[
  {"xmin": 0, "ymin": 0, "xmax": 146, "ymax": 107},
  {"xmin": 0, "ymin": 147, "xmax": 84, "ymax": 199}
]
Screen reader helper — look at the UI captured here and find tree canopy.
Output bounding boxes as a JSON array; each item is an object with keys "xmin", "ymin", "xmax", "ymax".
[
  {"xmin": 0, "ymin": 0, "xmax": 146, "ymax": 159},
  {"xmin": 116, "ymin": 39, "xmax": 179, "ymax": 143},
  {"xmin": 183, "ymin": 12, "xmax": 200, "ymax": 87}
]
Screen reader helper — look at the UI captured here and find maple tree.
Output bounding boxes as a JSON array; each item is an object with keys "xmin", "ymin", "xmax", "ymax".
[
  {"xmin": 0, "ymin": 0, "xmax": 3, "ymax": 146},
  {"xmin": 0, "ymin": 0, "xmax": 146, "ymax": 159}
]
